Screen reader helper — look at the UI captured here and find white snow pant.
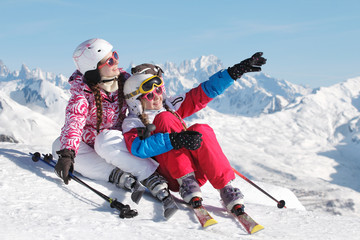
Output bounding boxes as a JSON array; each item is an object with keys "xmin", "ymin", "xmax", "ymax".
[{"xmin": 52, "ymin": 129, "xmax": 159, "ymax": 182}]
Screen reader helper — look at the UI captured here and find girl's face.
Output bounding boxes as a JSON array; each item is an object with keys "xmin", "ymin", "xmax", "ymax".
[
  {"xmin": 141, "ymin": 91, "xmax": 164, "ymax": 110},
  {"xmin": 98, "ymin": 51, "xmax": 120, "ymax": 78}
]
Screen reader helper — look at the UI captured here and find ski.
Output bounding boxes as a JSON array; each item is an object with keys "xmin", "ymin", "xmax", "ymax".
[
  {"xmin": 162, "ymin": 194, "xmax": 179, "ymax": 219},
  {"xmin": 192, "ymin": 205, "xmax": 218, "ymax": 227},
  {"xmin": 130, "ymin": 181, "xmax": 146, "ymax": 204},
  {"xmin": 231, "ymin": 211, "xmax": 264, "ymax": 234},
  {"xmin": 221, "ymin": 201, "xmax": 263, "ymax": 234},
  {"xmin": 176, "ymin": 197, "xmax": 217, "ymax": 227}
]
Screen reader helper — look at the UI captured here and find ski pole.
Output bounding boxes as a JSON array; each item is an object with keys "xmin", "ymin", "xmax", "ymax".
[
  {"xmin": 30, "ymin": 152, "xmax": 138, "ymax": 218},
  {"xmin": 232, "ymin": 167, "xmax": 286, "ymax": 209}
]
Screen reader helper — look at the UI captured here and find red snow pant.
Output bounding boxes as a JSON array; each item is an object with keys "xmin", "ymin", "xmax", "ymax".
[{"xmin": 152, "ymin": 111, "xmax": 235, "ymax": 192}]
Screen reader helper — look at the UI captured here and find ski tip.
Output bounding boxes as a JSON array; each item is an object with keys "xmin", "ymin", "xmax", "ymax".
[
  {"xmin": 164, "ymin": 207, "xmax": 179, "ymax": 219},
  {"xmin": 203, "ymin": 218, "xmax": 218, "ymax": 228},
  {"xmin": 250, "ymin": 224, "xmax": 264, "ymax": 234},
  {"xmin": 130, "ymin": 185, "xmax": 145, "ymax": 204},
  {"xmin": 131, "ymin": 192, "xmax": 144, "ymax": 204}
]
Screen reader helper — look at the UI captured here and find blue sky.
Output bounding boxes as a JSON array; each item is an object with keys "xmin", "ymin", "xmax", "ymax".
[{"xmin": 1, "ymin": 0, "xmax": 359, "ymax": 88}]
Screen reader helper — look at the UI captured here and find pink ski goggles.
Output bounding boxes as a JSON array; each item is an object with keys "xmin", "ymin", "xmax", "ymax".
[
  {"xmin": 141, "ymin": 85, "xmax": 165, "ymax": 101},
  {"xmin": 98, "ymin": 51, "xmax": 119, "ymax": 69}
]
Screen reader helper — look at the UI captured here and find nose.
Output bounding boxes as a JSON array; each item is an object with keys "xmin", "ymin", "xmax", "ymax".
[
  {"xmin": 154, "ymin": 93, "xmax": 160, "ymax": 100},
  {"xmin": 153, "ymin": 92, "xmax": 162, "ymax": 101}
]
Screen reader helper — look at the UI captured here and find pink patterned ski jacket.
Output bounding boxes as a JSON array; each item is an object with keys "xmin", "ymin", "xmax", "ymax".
[{"xmin": 59, "ymin": 69, "xmax": 131, "ymax": 155}]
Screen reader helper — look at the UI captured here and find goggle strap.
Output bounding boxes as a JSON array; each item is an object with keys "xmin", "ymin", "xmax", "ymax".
[{"xmin": 124, "ymin": 89, "xmax": 140, "ymax": 99}]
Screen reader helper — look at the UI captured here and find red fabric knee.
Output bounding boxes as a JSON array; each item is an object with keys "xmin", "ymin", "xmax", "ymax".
[
  {"xmin": 151, "ymin": 112, "xmax": 235, "ymax": 191},
  {"xmin": 188, "ymin": 124, "xmax": 235, "ymax": 189}
]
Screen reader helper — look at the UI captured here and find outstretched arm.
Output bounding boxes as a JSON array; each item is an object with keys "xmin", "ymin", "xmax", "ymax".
[{"xmin": 202, "ymin": 52, "xmax": 267, "ymax": 98}]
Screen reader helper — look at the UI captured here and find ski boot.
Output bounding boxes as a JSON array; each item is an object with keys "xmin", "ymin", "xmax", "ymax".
[
  {"xmin": 189, "ymin": 196, "xmax": 203, "ymax": 208},
  {"xmin": 142, "ymin": 172, "xmax": 179, "ymax": 219},
  {"xmin": 109, "ymin": 167, "xmax": 145, "ymax": 204},
  {"xmin": 177, "ymin": 172, "xmax": 202, "ymax": 207},
  {"xmin": 220, "ymin": 184, "xmax": 245, "ymax": 216}
]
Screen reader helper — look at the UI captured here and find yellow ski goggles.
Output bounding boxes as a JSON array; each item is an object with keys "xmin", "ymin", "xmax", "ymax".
[{"xmin": 125, "ymin": 75, "xmax": 164, "ymax": 99}]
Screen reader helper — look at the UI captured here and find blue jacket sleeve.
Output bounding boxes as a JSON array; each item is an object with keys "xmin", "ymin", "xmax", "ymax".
[
  {"xmin": 131, "ymin": 133, "xmax": 174, "ymax": 158},
  {"xmin": 201, "ymin": 69, "xmax": 234, "ymax": 98}
]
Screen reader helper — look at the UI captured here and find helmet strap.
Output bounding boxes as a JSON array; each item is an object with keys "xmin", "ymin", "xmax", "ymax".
[{"xmin": 99, "ymin": 79, "xmax": 118, "ymax": 93}]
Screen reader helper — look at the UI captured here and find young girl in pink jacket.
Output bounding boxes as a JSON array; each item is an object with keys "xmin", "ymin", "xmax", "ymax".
[{"xmin": 52, "ymin": 39, "xmax": 176, "ymax": 216}]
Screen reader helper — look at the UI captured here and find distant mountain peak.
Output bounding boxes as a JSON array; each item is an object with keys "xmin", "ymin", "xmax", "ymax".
[
  {"xmin": 19, "ymin": 63, "xmax": 31, "ymax": 79},
  {"xmin": 152, "ymin": 55, "xmax": 311, "ymax": 116},
  {"xmin": 0, "ymin": 60, "xmax": 10, "ymax": 78}
]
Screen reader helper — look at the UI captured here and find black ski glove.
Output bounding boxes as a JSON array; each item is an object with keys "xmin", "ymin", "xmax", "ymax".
[
  {"xmin": 137, "ymin": 124, "xmax": 156, "ymax": 140},
  {"xmin": 227, "ymin": 52, "xmax": 267, "ymax": 80},
  {"xmin": 55, "ymin": 149, "xmax": 75, "ymax": 185},
  {"xmin": 169, "ymin": 131, "xmax": 203, "ymax": 150}
]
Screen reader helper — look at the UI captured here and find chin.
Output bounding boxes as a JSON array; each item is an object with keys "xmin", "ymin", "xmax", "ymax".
[{"xmin": 154, "ymin": 104, "xmax": 163, "ymax": 110}]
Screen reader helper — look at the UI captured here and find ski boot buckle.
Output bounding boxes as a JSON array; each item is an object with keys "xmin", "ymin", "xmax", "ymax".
[
  {"xmin": 231, "ymin": 204, "xmax": 245, "ymax": 216},
  {"xmin": 190, "ymin": 197, "xmax": 203, "ymax": 208}
]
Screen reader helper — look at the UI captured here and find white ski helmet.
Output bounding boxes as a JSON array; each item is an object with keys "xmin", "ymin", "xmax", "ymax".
[
  {"xmin": 72, "ymin": 38, "xmax": 113, "ymax": 74},
  {"xmin": 124, "ymin": 73, "xmax": 164, "ymax": 116}
]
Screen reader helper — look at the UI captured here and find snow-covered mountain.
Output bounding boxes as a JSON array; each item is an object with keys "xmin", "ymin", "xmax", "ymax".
[
  {"xmin": 1, "ymin": 57, "xmax": 360, "ymax": 239},
  {"xmin": 0, "ymin": 62, "xmax": 68, "ymax": 88},
  {"xmin": 1, "ymin": 56, "xmax": 309, "ymax": 143},
  {"xmin": 0, "ymin": 62, "xmax": 70, "ymax": 143},
  {"xmin": 0, "ymin": 62, "xmax": 70, "ymax": 119}
]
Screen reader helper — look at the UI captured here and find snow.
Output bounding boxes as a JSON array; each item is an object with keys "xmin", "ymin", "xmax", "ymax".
[{"xmin": 1, "ymin": 58, "xmax": 360, "ymax": 239}]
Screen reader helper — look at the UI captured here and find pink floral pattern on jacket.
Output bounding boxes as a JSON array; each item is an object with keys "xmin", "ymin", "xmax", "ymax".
[{"xmin": 59, "ymin": 69, "xmax": 130, "ymax": 155}]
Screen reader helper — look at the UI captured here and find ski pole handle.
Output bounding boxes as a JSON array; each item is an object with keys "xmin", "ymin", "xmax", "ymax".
[{"xmin": 110, "ymin": 199, "xmax": 138, "ymax": 219}]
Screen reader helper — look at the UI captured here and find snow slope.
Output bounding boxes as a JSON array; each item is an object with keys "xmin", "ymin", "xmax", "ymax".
[
  {"xmin": 1, "ymin": 58, "xmax": 360, "ymax": 239},
  {"xmin": 1, "ymin": 143, "xmax": 359, "ymax": 240}
]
